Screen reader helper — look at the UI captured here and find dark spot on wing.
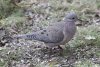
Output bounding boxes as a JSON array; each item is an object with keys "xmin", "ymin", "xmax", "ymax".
[
  {"xmin": 50, "ymin": 25, "xmax": 52, "ymax": 26},
  {"xmin": 47, "ymin": 34, "xmax": 48, "ymax": 36},
  {"xmin": 43, "ymin": 30, "xmax": 47, "ymax": 32},
  {"xmin": 41, "ymin": 32, "xmax": 44, "ymax": 34},
  {"xmin": 26, "ymin": 34, "xmax": 36, "ymax": 39},
  {"xmin": 27, "ymin": 35, "xmax": 30, "ymax": 37}
]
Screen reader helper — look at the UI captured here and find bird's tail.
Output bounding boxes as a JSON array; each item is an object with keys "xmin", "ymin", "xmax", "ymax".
[
  {"xmin": 4, "ymin": 32, "xmax": 38, "ymax": 41},
  {"xmin": 4, "ymin": 34, "xmax": 32, "ymax": 41},
  {"xmin": 3, "ymin": 36, "xmax": 16, "ymax": 41},
  {"xmin": 15, "ymin": 35, "xmax": 32, "ymax": 40}
]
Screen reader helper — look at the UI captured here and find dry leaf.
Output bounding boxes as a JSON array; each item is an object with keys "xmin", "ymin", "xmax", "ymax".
[{"xmin": 85, "ymin": 35, "xmax": 96, "ymax": 40}]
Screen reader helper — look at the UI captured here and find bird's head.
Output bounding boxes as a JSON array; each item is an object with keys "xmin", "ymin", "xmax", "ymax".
[{"xmin": 64, "ymin": 13, "xmax": 82, "ymax": 22}]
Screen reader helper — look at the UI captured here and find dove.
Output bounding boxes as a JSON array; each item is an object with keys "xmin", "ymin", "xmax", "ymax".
[{"xmin": 14, "ymin": 13, "xmax": 81, "ymax": 51}]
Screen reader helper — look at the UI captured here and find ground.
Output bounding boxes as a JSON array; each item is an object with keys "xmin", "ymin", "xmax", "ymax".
[{"xmin": 0, "ymin": 0, "xmax": 100, "ymax": 67}]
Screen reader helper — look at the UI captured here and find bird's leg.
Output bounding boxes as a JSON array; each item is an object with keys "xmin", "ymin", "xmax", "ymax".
[
  {"xmin": 45, "ymin": 47, "xmax": 53, "ymax": 53},
  {"xmin": 58, "ymin": 45, "xmax": 63, "ymax": 50},
  {"xmin": 49, "ymin": 48, "xmax": 52, "ymax": 53}
]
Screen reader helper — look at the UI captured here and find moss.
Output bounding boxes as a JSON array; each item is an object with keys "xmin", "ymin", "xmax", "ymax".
[
  {"xmin": 71, "ymin": 24, "xmax": 100, "ymax": 48},
  {"xmin": 0, "ymin": 0, "xmax": 24, "ymax": 19}
]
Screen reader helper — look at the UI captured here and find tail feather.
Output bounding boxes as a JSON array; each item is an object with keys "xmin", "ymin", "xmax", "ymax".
[
  {"xmin": 16, "ymin": 35, "xmax": 33, "ymax": 40},
  {"xmin": 4, "ymin": 33, "xmax": 37, "ymax": 41},
  {"xmin": 15, "ymin": 33, "xmax": 38, "ymax": 40}
]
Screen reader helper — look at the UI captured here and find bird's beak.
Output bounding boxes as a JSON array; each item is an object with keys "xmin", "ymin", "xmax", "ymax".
[{"xmin": 78, "ymin": 18, "xmax": 82, "ymax": 21}]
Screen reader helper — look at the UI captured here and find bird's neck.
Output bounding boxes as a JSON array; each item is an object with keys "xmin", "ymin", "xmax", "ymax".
[{"xmin": 64, "ymin": 21, "xmax": 76, "ymax": 36}]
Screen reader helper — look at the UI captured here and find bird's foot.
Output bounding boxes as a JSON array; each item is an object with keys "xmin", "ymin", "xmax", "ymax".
[
  {"xmin": 58, "ymin": 45, "xmax": 63, "ymax": 50},
  {"xmin": 45, "ymin": 47, "xmax": 52, "ymax": 53},
  {"xmin": 45, "ymin": 46, "xmax": 63, "ymax": 54}
]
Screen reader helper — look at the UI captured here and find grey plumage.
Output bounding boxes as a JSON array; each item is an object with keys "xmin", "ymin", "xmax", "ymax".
[{"xmin": 15, "ymin": 13, "xmax": 81, "ymax": 48}]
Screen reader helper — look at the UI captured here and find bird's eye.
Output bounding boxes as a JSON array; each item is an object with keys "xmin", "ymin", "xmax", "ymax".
[{"xmin": 72, "ymin": 17, "xmax": 75, "ymax": 19}]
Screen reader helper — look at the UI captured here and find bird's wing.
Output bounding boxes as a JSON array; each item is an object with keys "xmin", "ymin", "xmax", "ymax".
[{"xmin": 17, "ymin": 23, "xmax": 64, "ymax": 43}]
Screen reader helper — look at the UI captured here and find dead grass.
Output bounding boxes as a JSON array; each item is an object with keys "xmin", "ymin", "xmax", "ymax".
[
  {"xmin": 0, "ymin": 0, "xmax": 100, "ymax": 67},
  {"xmin": 75, "ymin": 59, "xmax": 100, "ymax": 67},
  {"xmin": 71, "ymin": 24, "xmax": 100, "ymax": 47}
]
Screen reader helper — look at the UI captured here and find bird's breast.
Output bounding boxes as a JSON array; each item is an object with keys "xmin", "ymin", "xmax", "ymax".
[{"xmin": 64, "ymin": 22, "xmax": 76, "ymax": 40}]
